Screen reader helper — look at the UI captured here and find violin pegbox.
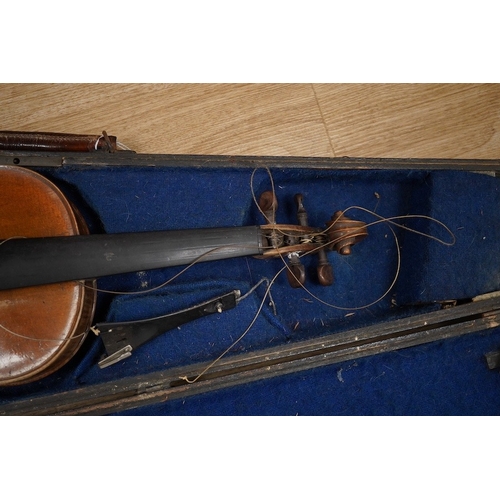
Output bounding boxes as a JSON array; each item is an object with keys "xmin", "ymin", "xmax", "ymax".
[{"xmin": 258, "ymin": 191, "xmax": 368, "ymax": 288}]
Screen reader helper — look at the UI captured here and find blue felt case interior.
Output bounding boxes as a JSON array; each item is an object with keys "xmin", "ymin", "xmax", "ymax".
[{"xmin": 2, "ymin": 160, "xmax": 500, "ymax": 415}]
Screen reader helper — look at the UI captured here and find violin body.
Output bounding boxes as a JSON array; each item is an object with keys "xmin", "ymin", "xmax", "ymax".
[{"xmin": 0, "ymin": 165, "xmax": 96, "ymax": 386}]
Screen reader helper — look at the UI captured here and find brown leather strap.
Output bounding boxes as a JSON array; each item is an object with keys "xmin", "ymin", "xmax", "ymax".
[{"xmin": 0, "ymin": 130, "xmax": 117, "ymax": 152}]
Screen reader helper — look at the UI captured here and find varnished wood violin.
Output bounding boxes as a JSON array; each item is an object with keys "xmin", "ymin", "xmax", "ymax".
[{"xmin": 0, "ymin": 164, "xmax": 368, "ymax": 386}]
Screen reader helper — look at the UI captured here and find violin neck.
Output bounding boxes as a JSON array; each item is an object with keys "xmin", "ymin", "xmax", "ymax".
[{"xmin": 0, "ymin": 226, "xmax": 263, "ymax": 291}]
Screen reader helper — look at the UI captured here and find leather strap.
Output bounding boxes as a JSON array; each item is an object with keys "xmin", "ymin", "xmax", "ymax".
[{"xmin": 0, "ymin": 130, "xmax": 117, "ymax": 152}]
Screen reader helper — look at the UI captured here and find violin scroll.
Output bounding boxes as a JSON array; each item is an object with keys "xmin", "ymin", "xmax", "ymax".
[{"xmin": 326, "ymin": 211, "xmax": 368, "ymax": 255}]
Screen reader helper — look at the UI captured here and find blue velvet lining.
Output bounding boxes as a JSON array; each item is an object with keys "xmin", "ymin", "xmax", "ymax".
[{"xmin": 2, "ymin": 163, "xmax": 500, "ymax": 414}]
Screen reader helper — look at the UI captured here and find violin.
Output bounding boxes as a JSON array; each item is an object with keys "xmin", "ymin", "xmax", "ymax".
[{"xmin": 0, "ymin": 164, "xmax": 368, "ymax": 386}]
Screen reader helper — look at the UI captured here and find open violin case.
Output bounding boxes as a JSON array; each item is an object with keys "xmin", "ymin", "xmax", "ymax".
[{"xmin": 1, "ymin": 131, "xmax": 500, "ymax": 415}]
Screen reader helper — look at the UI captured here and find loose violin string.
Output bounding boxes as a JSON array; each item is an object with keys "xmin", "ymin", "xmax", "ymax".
[
  {"xmin": 73, "ymin": 164, "xmax": 282, "ymax": 297},
  {"xmin": 278, "ymin": 222, "xmax": 401, "ymax": 311},
  {"xmin": 275, "ymin": 208, "xmax": 455, "ymax": 311},
  {"xmin": 0, "ymin": 320, "xmax": 88, "ymax": 343},
  {"xmin": 179, "ymin": 214, "xmax": 450, "ymax": 383},
  {"xmin": 250, "ymin": 167, "xmax": 277, "ymax": 224},
  {"xmin": 0, "ymin": 236, "xmax": 27, "ymax": 244},
  {"xmin": 249, "ymin": 166, "xmax": 455, "ymax": 310},
  {"xmin": 0, "ymin": 241, "xmax": 277, "ymax": 343},
  {"xmin": 0, "ymin": 168, "xmax": 456, "ymax": 356},
  {"xmin": 251, "ymin": 165, "xmax": 455, "ymax": 246},
  {"xmin": 0, "ymin": 215, "xmax": 450, "ymax": 344},
  {"xmin": 323, "ymin": 207, "xmax": 456, "ymax": 247},
  {"xmin": 77, "ymin": 242, "xmax": 267, "ymax": 296},
  {"xmin": 178, "ymin": 169, "xmax": 456, "ymax": 382},
  {"xmin": 0, "ymin": 320, "xmax": 90, "ymax": 343}
]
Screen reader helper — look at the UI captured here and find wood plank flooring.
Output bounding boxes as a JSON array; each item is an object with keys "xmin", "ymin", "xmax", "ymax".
[{"xmin": 1, "ymin": 83, "xmax": 499, "ymax": 158}]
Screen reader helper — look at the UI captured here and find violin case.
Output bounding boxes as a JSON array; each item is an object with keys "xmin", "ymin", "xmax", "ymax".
[{"xmin": 1, "ymin": 137, "xmax": 500, "ymax": 415}]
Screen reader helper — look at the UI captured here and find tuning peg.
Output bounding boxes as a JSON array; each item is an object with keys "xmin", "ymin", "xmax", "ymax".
[
  {"xmin": 258, "ymin": 191, "xmax": 278, "ymax": 224},
  {"xmin": 286, "ymin": 252, "xmax": 306, "ymax": 288},
  {"xmin": 294, "ymin": 193, "xmax": 309, "ymax": 226},
  {"xmin": 317, "ymin": 248, "xmax": 334, "ymax": 286}
]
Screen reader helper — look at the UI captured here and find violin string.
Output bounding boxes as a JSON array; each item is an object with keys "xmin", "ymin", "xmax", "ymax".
[
  {"xmin": 0, "ymin": 236, "xmax": 27, "ymax": 245},
  {"xmin": 277, "ymin": 224, "xmax": 402, "ymax": 311},
  {"xmin": 322, "ymin": 206, "xmax": 456, "ymax": 247},
  {"xmin": 91, "ymin": 167, "xmax": 278, "ymax": 378},
  {"xmin": 77, "ymin": 242, "xmax": 269, "ymax": 296},
  {"xmin": 179, "ymin": 171, "xmax": 457, "ymax": 380},
  {"xmin": 250, "ymin": 166, "xmax": 277, "ymax": 223},
  {"xmin": 176, "ymin": 168, "xmax": 279, "ymax": 382},
  {"xmin": 273, "ymin": 211, "xmax": 454, "ymax": 312},
  {"xmin": 176, "ymin": 170, "xmax": 407, "ymax": 381},
  {"xmin": 0, "ymin": 166, "xmax": 459, "ymax": 392},
  {"xmin": 238, "ymin": 277, "xmax": 277, "ymax": 316},
  {"xmin": 0, "ymin": 167, "xmax": 455, "ymax": 355},
  {"xmin": 0, "ymin": 322, "xmax": 87, "ymax": 343},
  {"xmin": 248, "ymin": 164, "xmax": 456, "ymax": 247},
  {"xmin": 0, "ymin": 241, "xmax": 272, "ymax": 342}
]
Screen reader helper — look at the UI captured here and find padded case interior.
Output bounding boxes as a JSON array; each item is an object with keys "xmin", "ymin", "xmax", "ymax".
[{"xmin": 2, "ymin": 156, "xmax": 500, "ymax": 415}]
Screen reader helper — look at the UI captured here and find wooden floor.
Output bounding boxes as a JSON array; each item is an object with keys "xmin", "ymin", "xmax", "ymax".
[{"xmin": 1, "ymin": 83, "xmax": 499, "ymax": 159}]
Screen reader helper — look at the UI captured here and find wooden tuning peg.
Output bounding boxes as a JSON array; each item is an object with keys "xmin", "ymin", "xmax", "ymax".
[
  {"xmin": 317, "ymin": 248, "xmax": 334, "ymax": 286},
  {"xmin": 258, "ymin": 191, "xmax": 278, "ymax": 224},
  {"xmin": 286, "ymin": 253, "xmax": 306, "ymax": 288}
]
